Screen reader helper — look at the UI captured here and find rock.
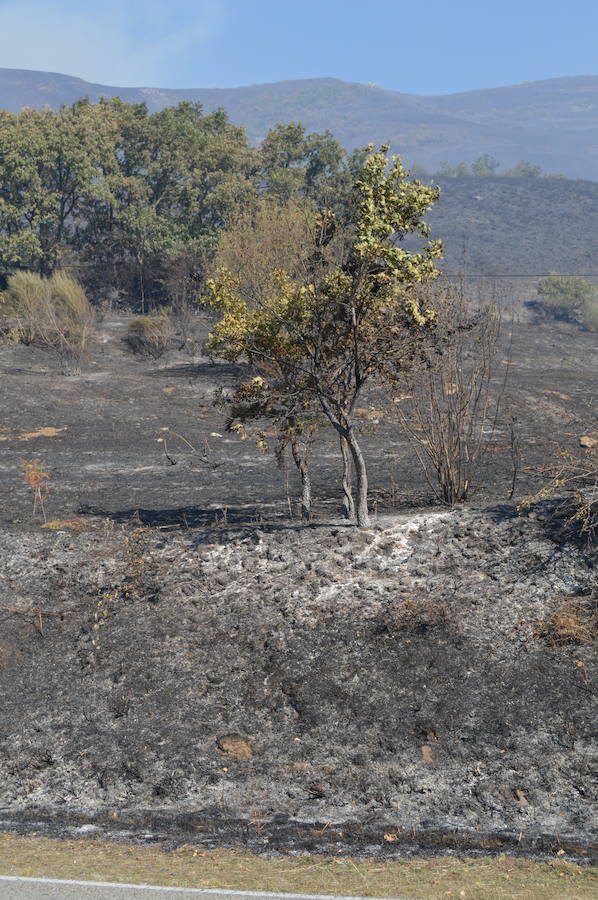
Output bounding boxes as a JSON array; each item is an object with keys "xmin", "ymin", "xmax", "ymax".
[{"xmin": 579, "ymin": 435, "xmax": 597, "ymax": 448}]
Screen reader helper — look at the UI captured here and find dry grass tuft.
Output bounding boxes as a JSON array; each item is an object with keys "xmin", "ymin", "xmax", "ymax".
[
  {"xmin": 385, "ymin": 598, "xmax": 449, "ymax": 634},
  {"xmin": 217, "ymin": 733, "xmax": 254, "ymax": 760},
  {"xmin": 125, "ymin": 315, "xmax": 173, "ymax": 359},
  {"xmin": 1, "ymin": 271, "xmax": 94, "ymax": 372},
  {"xmin": 41, "ymin": 518, "xmax": 88, "ymax": 531},
  {"xmin": 535, "ymin": 595, "xmax": 598, "ymax": 646}
]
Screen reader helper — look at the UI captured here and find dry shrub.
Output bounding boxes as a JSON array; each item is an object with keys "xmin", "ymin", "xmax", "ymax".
[
  {"xmin": 395, "ymin": 278, "xmax": 502, "ymax": 504},
  {"xmin": 0, "ymin": 271, "xmax": 47, "ymax": 344},
  {"xmin": 1, "ymin": 271, "xmax": 94, "ymax": 372},
  {"xmin": 21, "ymin": 457, "xmax": 50, "ymax": 522},
  {"xmin": 125, "ymin": 315, "xmax": 173, "ymax": 359},
  {"xmin": 523, "ymin": 445, "xmax": 598, "ymax": 542},
  {"xmin": 385, "ymin": 598, "xmax": 449, "ymax": 634},
  {"xmin": 535, "ymin": 595, "xmax": 598, "ymax": 647}
]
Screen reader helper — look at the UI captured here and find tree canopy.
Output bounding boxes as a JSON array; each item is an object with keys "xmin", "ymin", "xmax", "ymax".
[
  {"xmin": 0, "ymin": 99, "xmax": 351, "ymax": 309},
  {"xmin": 206, "ymin": 145, "xmax": 442, "ymax": 526}
]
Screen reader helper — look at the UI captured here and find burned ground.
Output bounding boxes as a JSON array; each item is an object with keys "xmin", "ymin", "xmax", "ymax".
[
  {"xmin": 0, "ymin": 311, "xmax": 596, "ymax": 860},
  {"xmin": 0, "ymin": 306, "xmax": 596, "ymax": 527}
]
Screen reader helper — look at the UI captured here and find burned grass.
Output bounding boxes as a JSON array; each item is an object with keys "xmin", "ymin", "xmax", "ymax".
[{"xmin": 535, "ymin": 594, "xmax": 598, "ymax": 646}]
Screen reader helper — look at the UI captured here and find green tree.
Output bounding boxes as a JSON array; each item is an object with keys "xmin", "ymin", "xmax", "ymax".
[
  {"xmin": 259, "ymin": 123, "xmax": 346, "ymax": 205},
  {"xmin": 472, "ymin": 154, "xmax": 500, "ymax": 176},
  {"xmin": 209, "ymin": 197, "xmax": 326, "ymax": 517},
  {"xmin": 437, "ymin": 160, "xmax": 457, "ymax": 177},
  {"xmin": 207, "ymin": 145, "xmax": 442, "ymax": 526},
  {"xmin": 81, "ymin": 100, "xmax": 259, "ymax": 309},
  {"xmin": 0, "ymin": 102, "xmax": 117, "ymax": 277},
  {"xmin": 503, "ymin": 160, "xmax": 542, "ymax": 177},
  {"xmin": 437, "ymin": 160, "xmax": 470, "ymax": 177},
  {"xmin": 536, "ymin": 274, "xmax": 598, "ymax": 330}
]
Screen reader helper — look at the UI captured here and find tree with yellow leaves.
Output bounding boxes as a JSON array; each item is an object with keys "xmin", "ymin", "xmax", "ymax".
[{"xmin": 207, "ymin": 145, "xmax": 441, "ymax": 526}]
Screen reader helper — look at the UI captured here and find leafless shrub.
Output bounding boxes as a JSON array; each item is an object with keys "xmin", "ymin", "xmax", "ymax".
[
  {"xmin": 523, "ymin": 445, "xmax": 598, "ymax": 541},
  {"xmin": 125, "ymin": 315, "xmax": 173, "ymax": 359},
  {"xmin": 161, "ymin": 251, "xmax": 205, "ymax": 352},
  {"xmin": 1, "ymin": 271, "xmax": 95, "ymax": 372},
  {"xmin": 395, "ymin": 279, "xmax": 502, "ymax": 504}
]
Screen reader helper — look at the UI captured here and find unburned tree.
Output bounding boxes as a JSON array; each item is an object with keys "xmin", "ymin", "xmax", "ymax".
[
  {"xmin": 208, "ymin": 198, "xmax": 328, "ymax": 517},
  {"xmin": 207, "ymin": 145, "xmax": 442, "ymax": 526}
]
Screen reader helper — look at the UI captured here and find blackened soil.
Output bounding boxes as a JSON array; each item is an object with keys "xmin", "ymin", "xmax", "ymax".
[
  {"xmin": 0, "ymin": 311, "xmax": 596, "ymax": 530},
  {"xmin": 0, "ymin": 507, "xmax": 596, "ymax": 860},
  {"xmin": 0, "ymin": 313, "xmax": 596, "ymax": 861}
]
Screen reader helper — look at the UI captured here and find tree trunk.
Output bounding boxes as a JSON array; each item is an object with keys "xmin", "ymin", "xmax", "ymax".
[
  {"xmin": 290, "ymin": 438, "xmax": 312, "ymax": 521},
  {"xmin": 340, "ymin": 435, "xmax": 355, "ymax": 520},
  {"xmin": 346, "ymin": 429, "xmax": 369, "ymax": 527}
]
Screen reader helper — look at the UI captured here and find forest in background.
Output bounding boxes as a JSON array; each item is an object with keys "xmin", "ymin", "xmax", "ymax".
[
  {"xmin": 0, "ymin": 99, "xmax": 356, "ymax": 311},
  {"xmin": 3, "ymin": 97, "xmax": 598, "ymax": 318}
]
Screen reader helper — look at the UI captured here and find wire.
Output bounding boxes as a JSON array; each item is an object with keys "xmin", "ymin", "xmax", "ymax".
[{"xmin": 441, "ymin": 273, "xmax": 598, "ymax": 278}]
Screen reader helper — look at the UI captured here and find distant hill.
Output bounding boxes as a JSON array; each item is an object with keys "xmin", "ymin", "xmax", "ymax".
[
  {"xmin": 2, "ymin": 69, "xmax": 598, "ymax": 179},
  {"xmin": 423, "ymin": 175, "xmax": 598, "ymax": 277}
]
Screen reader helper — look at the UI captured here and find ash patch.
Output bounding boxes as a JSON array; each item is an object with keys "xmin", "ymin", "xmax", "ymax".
[{"xmin": 0, "ymin": 507, "xmax": 596, "ymax": 857}]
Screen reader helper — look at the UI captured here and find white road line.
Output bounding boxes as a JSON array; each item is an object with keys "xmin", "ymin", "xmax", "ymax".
[{"xmin": 0, "ymin": 876, "xmax": 419, "ymax": 900}]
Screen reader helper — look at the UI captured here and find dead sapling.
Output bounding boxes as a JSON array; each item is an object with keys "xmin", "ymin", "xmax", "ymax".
[
  {"xmin": 394, "ymin": 279, "xmax": 504, "ymax": 505},
  {"xmin": 21, "ymin": 458, "xmax": 50, "ymax": 523}
]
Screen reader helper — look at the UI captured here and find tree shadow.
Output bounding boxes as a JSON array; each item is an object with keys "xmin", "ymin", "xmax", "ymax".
[
  {"xmin": 485, "ymin": 498, "xmax": 597, "ymax": 563},
  {"xmin": 148, "ymin": 361, "xmax": 250, "ymax": 379},
  {"xmin": 77, "ymin": 501, "xmax": 350, "ymax": 543},
  {"xmin": 483, "ymin": 502, "xmax": 520, "ymax": 523}
]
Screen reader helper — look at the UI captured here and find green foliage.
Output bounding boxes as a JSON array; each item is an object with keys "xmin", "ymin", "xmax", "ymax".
[
  {"xmin": 435, "ymin": 156, "xmax": 555, "ymax": 179},
  {"xmin": 536, "ymin": 274, "xmax": 598, "ymax": 329},
  {"xmin": 0, "ymin": 102, "xmax": 116, "ymax": 277},
  {"xmin": 582, "ymin": 299, "xmax": 598, "ymax": 331},
  {"xmin": 472, "ymin": 154, "xmax": 500, "ymax": 176},
  {"xmin": 259, "ymin": 122, "xmax": 347, "ymax": 206},
  {"xmin": 206, "ymin": 145, "xmax": 441, "ymax": 525},
  {"xmin": 503, "ymin": 160, "xmax": 542, "ymax": 177},
  {"xmin": 0, "ymin": 99, "xmax": 350, "ymax": 310}
]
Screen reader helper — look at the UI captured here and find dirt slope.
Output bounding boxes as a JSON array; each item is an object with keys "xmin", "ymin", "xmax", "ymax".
[{"xmin": 0, "ymin": 506, "xmax": 596, "ymax": 858}]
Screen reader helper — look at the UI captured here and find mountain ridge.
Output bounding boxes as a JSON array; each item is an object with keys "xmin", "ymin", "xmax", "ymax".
[{"xmin": 2, "ymin": 69, "xmax": 598, "ymax": 179}]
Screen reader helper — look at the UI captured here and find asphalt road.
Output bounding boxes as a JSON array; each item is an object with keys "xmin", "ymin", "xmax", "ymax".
[{"xmin": 0, "ymin": 877, "xmax": 422, "ymax": 900}]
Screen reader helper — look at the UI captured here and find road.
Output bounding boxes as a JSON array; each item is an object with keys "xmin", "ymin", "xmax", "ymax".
[{"xmin": 0, "ymin": 877, "xmax": 423, "ymax": 900}]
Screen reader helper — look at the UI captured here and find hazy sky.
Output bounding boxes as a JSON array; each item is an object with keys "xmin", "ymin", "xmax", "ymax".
[{"xmin": 0, "ymin": 0, "xmax": 596, "ymax": 94}]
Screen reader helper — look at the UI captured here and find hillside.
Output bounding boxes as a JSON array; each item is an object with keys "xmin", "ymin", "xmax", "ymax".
[
  {"xmin": 423, "ymin": 176, "xmax": 598, "ymax": 276},
  {"xmin": 3, "ymin": 69, "xmax": 598, "ymax": 179},
  {"xmin": 1, "ymin": 508, "xmax": 596, "ymax": 859},
  {"xmin": 0, "ymin": 295, "xmax": 597, "ymax": 858}
]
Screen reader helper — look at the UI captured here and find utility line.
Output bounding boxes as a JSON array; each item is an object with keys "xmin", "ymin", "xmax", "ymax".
[{"xmin": 442, "ymin": 273, "xmax": 598, "ymax": 278}]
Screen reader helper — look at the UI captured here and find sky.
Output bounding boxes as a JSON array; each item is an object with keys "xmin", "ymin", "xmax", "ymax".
[{"xmin": 0, "ymin": 0, "xmax": 597, "ymax": 95}]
